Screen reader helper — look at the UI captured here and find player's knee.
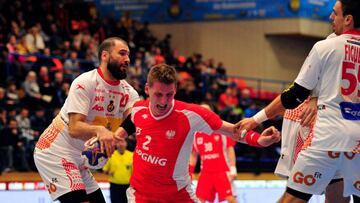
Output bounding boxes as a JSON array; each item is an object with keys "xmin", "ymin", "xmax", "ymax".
[{"xmin": 285, "ymin": 186, "xmax": 312, "ymax": 202}]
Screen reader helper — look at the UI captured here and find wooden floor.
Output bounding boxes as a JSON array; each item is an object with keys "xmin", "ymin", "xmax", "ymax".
[{"xmin": 0, "ymin": 172, "xmax": 282, "ymax": 182}]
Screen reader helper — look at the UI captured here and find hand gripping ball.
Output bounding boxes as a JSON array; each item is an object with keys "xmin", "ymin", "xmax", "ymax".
[{"xmin": 81, "ymin": 137, "xmax": 108, "ymax": 170}]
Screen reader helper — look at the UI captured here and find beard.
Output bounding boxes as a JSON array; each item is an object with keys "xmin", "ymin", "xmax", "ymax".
[{"xmin": 107, "ymin": 58, "xmax": 127, "ymax": 80}]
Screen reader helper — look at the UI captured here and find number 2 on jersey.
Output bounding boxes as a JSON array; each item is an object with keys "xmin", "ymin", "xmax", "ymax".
[{"xmin": 143, "ymin": 135, "xmax": 151, "ymax": 150}]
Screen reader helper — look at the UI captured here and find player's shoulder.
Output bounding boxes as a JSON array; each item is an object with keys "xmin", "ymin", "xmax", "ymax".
[
  {"xmin": 70, "ymin": 69, "xmax": 97, "ymax": 89},
  {"xmin": 74, "ymin": 69, "xmax": 97, "ymax": 82},
  {"xmin": 120, "ymin": 80, "xmax": 137, "ymax": 91},
  {"xmin": 174, "ymin": 100, "xmax": 201, "ymax": 111},
  {"xmin": 314, "ymin": 34, "xmax": 344, "ymax": 50},
  {"xmin": 133, "ymin": 99, "xmax": 149, "ymax": 107}
]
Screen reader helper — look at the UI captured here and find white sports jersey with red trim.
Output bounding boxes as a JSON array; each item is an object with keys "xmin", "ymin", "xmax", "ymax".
[
  {"xmin": 36, "ymin": 68, "xmax": 139, "ymax": 153},
  {"xmin": 193, "ymin": 132, "xmax": 235, "ymax": 173},
  {"xmin": 295, "ymin": 30, "xmax": 360, "ymax": 152},
  {"xmin": 130, "ymin": 100, "xmax": 223, "ymax": 196}
]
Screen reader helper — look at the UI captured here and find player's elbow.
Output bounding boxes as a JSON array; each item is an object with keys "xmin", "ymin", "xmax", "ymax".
[
  {"xmin": 68, "ymin": 124, "xmax": 78, "ymax": 138},
  {"xmin": 280, "ymin": 83, "xmax": 310, "ymax": 109}
]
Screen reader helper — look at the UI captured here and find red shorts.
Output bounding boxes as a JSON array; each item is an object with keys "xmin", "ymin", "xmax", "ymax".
[
  {"xmin": 126, "ymin": 184, "xmax": 199, "ymax": 203},
  {"xmin": 196, "ymin": 171, "xmax": 234, "ymax": 202}
]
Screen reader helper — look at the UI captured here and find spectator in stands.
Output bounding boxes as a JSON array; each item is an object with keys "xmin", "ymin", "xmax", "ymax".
[
  {"xmin": 0, "ymin": 118, "xmax": 15, "ymax": 173},
  {"xmin": 60, "ymin": 40, "xmax": 72, "ymax": 58},
  {"xmin": 0, "ymin": 118, "xmax": 29, "ymax": 172},
  {"xmin": 9, "ymin": 21, "xmax": 25, "ymax": 40},
  {"xmin": 35, "ymin": 22, "xmax": 49, "ymax": 45},
  {"xmin": 5, "ymin": 80, "xmax": 21, "ymax": 108},
  {"xmin": 47, "ymin": 23, "xmax": 63, "ymax": 54},
  {"xmin": 14, "ymin": 35, "xmax": 33, "ymax": 79},
  {"xmin": 0, "ymin": 87, "xmax": 7, "ymax": 108},
  {"xmin": 217, "ymin": 83, "xmax": 241, "ymax": 122},
  {"xmin": 63, "ymin": 50, "xmax": 81, "ymax": 80},
  {"xmin": 15, "ymin": 107, "xmax": 33, "ymax": 144},
  {"xmin": 50, "ymin": 81, "xmax": 70, "ymax": 109},
  {"xmin": 175, "ymin": 78, "xmax": 202, "ymax": 103},
  {"xmin": 6, "ymin": 35, "xmax": 16, "ymax": 63},
  {"xmin": 25, "ymin": 26, "xmax": 45, "ymax": 53},
  {"xmin": 30, "ymin": 106, "xmax": 48, "ymax": 140},
  {"xmin": 15, "ymin": 35, "xmax": 31, "ymax": 55},
  {"xmin": 85, "ymin": 39, "xmax": 99, "ymax": 67},
  {"xmin": 0, "ymin": 108, "xmax": 7, "ymax": 130},
  {"xmin": 239, "ymin": 88, "xmax": 253, "ymax": 110},
  {"xmin": 22, "ymin": 71, "xmax": 42, "ymax": 106}
]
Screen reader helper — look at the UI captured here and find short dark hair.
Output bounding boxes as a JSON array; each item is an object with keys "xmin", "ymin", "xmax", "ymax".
[
  {"xmin": 340, "ymin": 0, "xmax": 360, "ymax": 28},
  {"xmin": 147, "ymin": 64, "xmax": 178, "ymax": 87},
  {"xmin": 97, "ymin": 37, "xmax": 127, "ymax": 62}
]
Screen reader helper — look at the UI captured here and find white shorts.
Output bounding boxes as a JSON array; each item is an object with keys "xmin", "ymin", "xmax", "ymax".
[
  {"xmin": 287, "ymin": 149, "xmax": 360, "ymax": 197},
  {"xmin": 34, "ymin": 140, "xmax": 98, "ymax": 200},
  {"xmin": 275, "ymin": 120, "xmax": 309, "ymax": 178}
]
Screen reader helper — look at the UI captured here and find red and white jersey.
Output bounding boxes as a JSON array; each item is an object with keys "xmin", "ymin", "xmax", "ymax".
[
  {"xmin": 193, "ymin": 132, "xmax": 235, "ymax": 173},
  {"xmin": 295, "ymin": 30, "xmax": 360, "ymax": 152},
  {"xmin": 37, "ymin": 68, "xmax": 139, "ymax": 153},
  {"xmin": 130, "ymin": 100, "xmax": 223, "ymax": 196}
]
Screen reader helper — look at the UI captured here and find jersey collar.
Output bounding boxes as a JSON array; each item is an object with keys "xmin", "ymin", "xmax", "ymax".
[
  {"xmin": 343, "ymin": 29, "xmax": 360, "ymax": 36},
  {"xmin": 149, "ymin": 100, "xmax": 175, "ymax": 120},
  {"xmin": 97, "ymin": 68, "xmax": 120, "ymax": 86}
]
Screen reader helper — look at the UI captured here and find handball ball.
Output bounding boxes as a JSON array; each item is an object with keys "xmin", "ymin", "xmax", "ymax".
[{"xmin": 81, "ymin": 141, "xmax": 108, "ymax": 170}]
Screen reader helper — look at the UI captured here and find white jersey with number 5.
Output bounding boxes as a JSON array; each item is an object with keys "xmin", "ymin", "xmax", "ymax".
[{"xmin": 295, "ymin": 30, "xmax": 360, "ymax": 152}]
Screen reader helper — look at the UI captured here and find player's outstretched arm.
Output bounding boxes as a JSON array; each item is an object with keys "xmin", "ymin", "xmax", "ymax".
[
  {"xmin": 234, "ymin": 126, "xmax": 281, "ymax": 147},
  {"xmin": 257, "ymin": 126, "xmax": 281, "ymax": 147},
  {"xmin": 68, "ymin": 112, "xmax": 115, "ymax": 157}
]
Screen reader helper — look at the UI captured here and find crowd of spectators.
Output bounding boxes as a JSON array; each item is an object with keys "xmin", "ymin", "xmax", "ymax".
[{"xmin": 0, "ymin": 0, "xmax": 280, "ymax": 174}]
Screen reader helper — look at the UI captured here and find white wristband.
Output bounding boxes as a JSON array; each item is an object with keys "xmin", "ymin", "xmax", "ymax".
[
  {"xmin": 230, "ymin": 166, "xmax": 237, "ymax": 176},
  {"xmin": 253, "ymin": 109, "xmax": 268, "ymax": 124}
]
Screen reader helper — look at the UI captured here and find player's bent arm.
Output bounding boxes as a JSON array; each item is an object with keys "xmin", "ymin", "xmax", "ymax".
[
  {"xmin": 68, "ymin": 113, "xmax": 111, "ymax": 141},
  {"xmin": 215, "ymin": 120, "xmax": 237, "ymax": 138},
  {"xmin": 249, "ymin": 82, "xmax": 311, "ymax": 126},
  {"xmin": 68, "ymin": 112, "xmax": 115, "ymax": 156}
]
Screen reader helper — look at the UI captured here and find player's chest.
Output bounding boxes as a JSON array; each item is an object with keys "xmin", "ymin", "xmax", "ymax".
[
  {"xmin": 134, "ymin": 115, "xmax": 190, "ymax": 146},
  {"xmin": 89, "ymin": 85, "xmax": 130, "ymax": 117}
]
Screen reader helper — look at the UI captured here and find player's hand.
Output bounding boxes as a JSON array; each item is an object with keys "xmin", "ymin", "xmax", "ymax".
[
  {"xmin": 300, "ymin": 97, "xmax": 317, "ymax": 127},
  {"xmin": 257, "ymin": 126, "xmax": 281, "ymax": 147},
  {"xmin": 114, "ymin": 127, "xmax": 129, "ymax": 143},
  {"xmin": 96, "ymin": 126, "xmax": 115, "ymax": 157},
  {"xmin": 235, "ymin": 117, "xmax": 259, "ymax": 139}
]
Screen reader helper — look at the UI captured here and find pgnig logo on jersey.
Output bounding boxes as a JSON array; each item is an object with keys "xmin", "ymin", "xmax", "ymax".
[{"xmin": 340, "ymin": 102, "xmax": 360, "ymax": 120}]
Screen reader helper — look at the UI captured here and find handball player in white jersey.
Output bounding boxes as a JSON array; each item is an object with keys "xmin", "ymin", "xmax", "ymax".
[
  {"xmin": 236, "ymin": 1, "xmax": 360, "ymax": 202},
  {"xmin": 34, "ymin": 37, "xmax": 139, "ymax": 203},
  {"xmin": 115, "ymin": 64, "xmax": 281, "ymax": 202}
]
